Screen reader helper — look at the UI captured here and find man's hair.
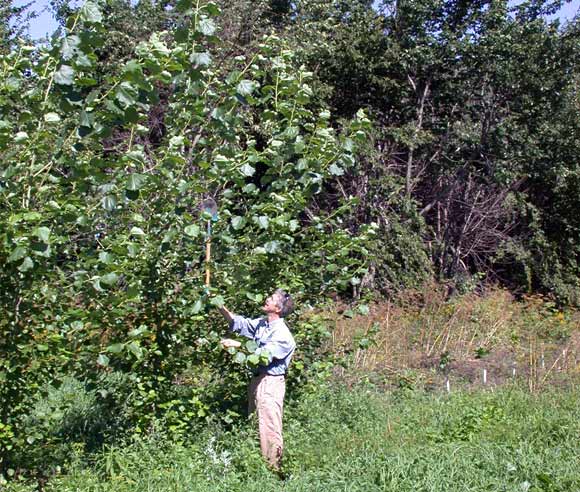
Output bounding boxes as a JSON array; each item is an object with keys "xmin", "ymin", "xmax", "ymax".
[{"xmin": 274, "ymin": 288, "xmax": 294, "ymax": 318}]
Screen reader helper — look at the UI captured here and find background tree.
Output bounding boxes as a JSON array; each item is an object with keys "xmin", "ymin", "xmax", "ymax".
[
  {"xmin": 281, "ymin": 0, "xmax": 580, "ymax": 300},
  {"xmin": 1, "ymin": 0, "xmax": 34, "ymax": 52}
]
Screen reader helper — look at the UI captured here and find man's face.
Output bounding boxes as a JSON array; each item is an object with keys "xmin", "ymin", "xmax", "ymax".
[{"xmin": 262, "ymin": 292, "xmax": 282, "ymax": 315}]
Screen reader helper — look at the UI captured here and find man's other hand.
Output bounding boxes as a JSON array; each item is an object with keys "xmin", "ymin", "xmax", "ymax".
[{"xmin": 220, "ymin": 338, "xmax": 241, "ymax": 349}]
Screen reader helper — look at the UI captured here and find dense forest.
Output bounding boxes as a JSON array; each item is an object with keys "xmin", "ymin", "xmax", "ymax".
[{"xmin": 1, "ymin": 0, "xmax": 579, "ymax": 482}]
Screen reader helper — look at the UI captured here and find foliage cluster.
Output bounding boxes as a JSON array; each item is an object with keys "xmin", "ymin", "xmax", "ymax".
[{"xmin": 0, "ymin": 0, "xmax": 375, "ymax": 475}]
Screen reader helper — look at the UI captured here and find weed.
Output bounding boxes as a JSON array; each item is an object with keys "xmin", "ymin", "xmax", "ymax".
[{"xmin": 329, "ymin": 285, "xmax": 579, "ymax": 391}]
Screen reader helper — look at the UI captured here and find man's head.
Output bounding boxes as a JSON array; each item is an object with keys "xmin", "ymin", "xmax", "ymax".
[{"xmin": 263, "ymin": 289, "xmax": 294, "ymax": 318}]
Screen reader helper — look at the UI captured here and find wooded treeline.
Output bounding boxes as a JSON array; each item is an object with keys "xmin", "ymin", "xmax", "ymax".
[
  {"xmin": 0, "ymin": 0, "xmax": 579, "ymax": 479},
  {"xmin": 256, "ymin": 0, "xmax": 580, "ymax": 302},
  {"xmin": 291, "ymin": 0, "xmax": 580, "ymax": 303}
]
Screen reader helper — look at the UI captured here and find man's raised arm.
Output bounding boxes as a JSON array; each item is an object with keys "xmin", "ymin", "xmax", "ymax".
[
  {"xmin": 218, "ymin": 305, "xmax": 241, "ymax": 348},
  {"xmin": 218, "ymin": 305, "xmax": 234, "ymax": 324}
]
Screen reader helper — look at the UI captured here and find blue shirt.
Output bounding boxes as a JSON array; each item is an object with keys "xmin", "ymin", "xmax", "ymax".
[{"xmin": 230, "ymin": 316, "xmax": 296, "ymax": 376}]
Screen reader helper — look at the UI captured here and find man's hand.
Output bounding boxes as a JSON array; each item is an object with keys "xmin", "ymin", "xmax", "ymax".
[{"xmin": 220, "ymin": 338, "xmax": 241, "ymax": 349}]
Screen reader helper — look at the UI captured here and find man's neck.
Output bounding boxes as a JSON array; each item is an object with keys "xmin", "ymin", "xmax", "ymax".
[{"xmin": 267, "ymin": 313, "xmax": 281, "ymax": 323}]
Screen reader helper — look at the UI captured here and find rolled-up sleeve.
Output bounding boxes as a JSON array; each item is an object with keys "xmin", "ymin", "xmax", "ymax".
[{"xmin": 230, "ymin": 315, "xmax": 261, "ymax": 339}]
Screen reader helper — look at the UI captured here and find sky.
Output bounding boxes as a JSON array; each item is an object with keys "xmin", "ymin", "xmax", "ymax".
[{"xmin": 12, "ymin": 0, "xmax": 580, "ymax": 40}]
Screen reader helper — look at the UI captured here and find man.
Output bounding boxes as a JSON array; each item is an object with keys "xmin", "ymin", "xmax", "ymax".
[{"xmin": 218, "ymin": 289, "xmax": 295, "ymax": 471}]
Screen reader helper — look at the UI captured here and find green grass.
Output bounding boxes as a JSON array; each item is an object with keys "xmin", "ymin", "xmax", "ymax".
[{"xmin": 6, "ymin": 382, "xmax": 580, "ymax": 492}]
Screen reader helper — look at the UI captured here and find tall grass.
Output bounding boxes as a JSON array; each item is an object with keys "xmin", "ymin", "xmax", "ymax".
[
  {"xmin": 329, "ymin": 285, "xmax": 580, "ymax": 391},
  {"xmin": 6, "ymin": 382, "xmax": 580, "ymax": 492}
]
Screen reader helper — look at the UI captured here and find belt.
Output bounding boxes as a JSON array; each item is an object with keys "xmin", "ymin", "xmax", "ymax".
[{"xmin": 254, "ymin": 372, "xmax": 286, "ymax": 378}]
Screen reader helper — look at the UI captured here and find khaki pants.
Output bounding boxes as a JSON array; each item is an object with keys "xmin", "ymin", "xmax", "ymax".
[{"xmin": 248, "ymin": 374, "xmax": 286, "ymax": 470}]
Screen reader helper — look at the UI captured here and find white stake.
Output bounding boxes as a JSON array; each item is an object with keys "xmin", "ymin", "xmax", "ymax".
[
  {"xmin": 540, "ymin": 353, "xmax": 545, "ymax": 369},
  {"xmin": 512, "ymin": 362, "xmax": 516, "ymax": 377},
  {"xmin": 446, "ymin": 376, "xmax": 451, "ymax": 393},
  {"xmin": 563, "ymin": 349, "xmax": 567, "ymax": 369},
  {"xmin": 482, "ymin": 368, "xmax": 487, "ymax": 385}
]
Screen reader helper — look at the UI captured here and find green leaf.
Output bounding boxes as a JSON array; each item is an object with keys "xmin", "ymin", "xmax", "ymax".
[
  {"xmin": 130, "ymin": 226, "xmax": 146, "ymax": 236},
  {"xmin": 231, "ymin": 216, "xmax": 246, "ymax": 230},
  {"xmin": 79, "ymin": 110, "xmax": 93, "ymax": 128},
  {"xmin": 61, "ymin": 35, "xmax": 80, "ymax": 60},
  {"xmin": 75, "ymin": 54, "xmax": 93, "ymax": 69},
  {"xmin": 237, "ymin": 80, "xmax": 256, "ymax": 96},
  {"xmin": 253, "ymin": 216, "xmax": 269, "ymax": 229},
  {"xmin": 247, "ymin": 353, "xmax": 260, "ymax": 366},
  {"xmin": 31, "ymin": 241, "xmax": 50, "ymax": 258},
  {"xmin": 191, "ymin": 299, "xmax": 203, "ymax": 314},
  {"xmin": 97, "ymin": 354, "xmax": 109, "ymax": 366},
  {"xmin": 202, "ymin": 1, "xmax": 220, "ymax": 15},
  {"xmin": 17, "ymin": 257, "xmax": 34, "ymax": 272},
  {"xmin": 209, "ymin": 295, "xmax": 224, "ymax": 308},
  {"xmin": 289, "ymin": 219, "xmax": 299, "ymax": 232},
  {"xmin": 126, "ymin": 150, "xmax": 146, "ymax": 164},
  {"xmin": 245, "ymin": 340, "xmax": 258, "ymax": 352},
  {"xmin": 128, "ymin": 325, "xmax": 148, "ymax": 338},
  {"xmin": 44, "ymin": 112, "xmax": 61, "ymax": 123},
  {"xmin": 259, "ymin": 350, "xmax": 271, "ymax": 365},
  {"xmin": 102, "ymin": 196, "xmax": 117, "ymax": 211},
  {"xmin": 98, "ymin": 252, "xmax": 114, "ymax": 264},
  {"xmin": 54, "ymin": 65, "xmax": 75, "ymax": 85},
  {"xmin": 127, "ymin": 244, "xmax": 139, "ymax": 257},
  {"xmin": 80, "ymin": 2, "xmax": 103, "ymax": 24},
  {"xmin": 127, "ymin": 341, "xmax": 143, "ymax": 359},
  {"xmin": 22, "ymin": 212, "xmax": 42, "ymax": 222},
  {"xmin": 184, "ymin": 225, "xmax": 201, "ymax": 237},
  {"xmin": 14, "ymin": 132, "xmax": 28, "ymax": 143},
  {"xmin": 234, "ymin": 352, "xmax": 246, "ymax": 364},
  {"xmin": 245, "ymin": 292, "xmax": 263, "ymax": 302},
  {"xmin": 126, "ymin": 173, "xmax": 146, "ymax": 191},
  {"xmin": 124, "ymin": 59, "xmax": 143, "ymax": 74},
  {"xmin": 198, "ymin": 17, "xmax": 216, "ymax": 36},
  {"xmin": 175, "ymin": 0, "xmax": 192, "ymax": 11},
  {"xmin": 115, "ymin": 82, "xmax": 138, "ymax": 107},
  {"xmin": 107, "ymin": 343, "xmax": 124, "ymax": 354},
  {"xmin": 124, "ymin": 107, "xmax": 140, "ymax": 123},
  {"xmin": 169, "ymin": 135, "xmax": 184, "ymax": 148},
  {"xmin": 190, "ymin": 52, "xmax": 211, "ymax": 67},
  {"xmin": 264, "ymin": 240, "xmax": 281, "ymax": 254},
  {"xmin": 5, "ymin": 76, "xmax": 20, "ymax": 92},
  {"xmin": 240, "ymin": 163, "xmax": 255, "ymax": 176},
  {"xmin": 100, "ymin": 272, "xmax": 119, "ymax": 287},
  {"xmin": 329, "ymin": 163, "xmax": 344, "ymax": 176},
  {"xmin": 7, "ymin": 246, "xmax": 26, "ymax": 263},
  {"xmin": 33, "ymin": 226, "xmax": 50, "ymax": 243},
  {"xmin": 158, "ymin": 70, "xmax": 172, "ymax": 83},
  {"xmin": 127, "ymin": 284, "xmax": 140, "ymax": 299},
  {"xmin": 213, "ymin": 154, "xmax": 230, "ymax": 166},
  {"xmin": 357, "ymin": 304, "xmax": 370, "ymax": 316}
]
